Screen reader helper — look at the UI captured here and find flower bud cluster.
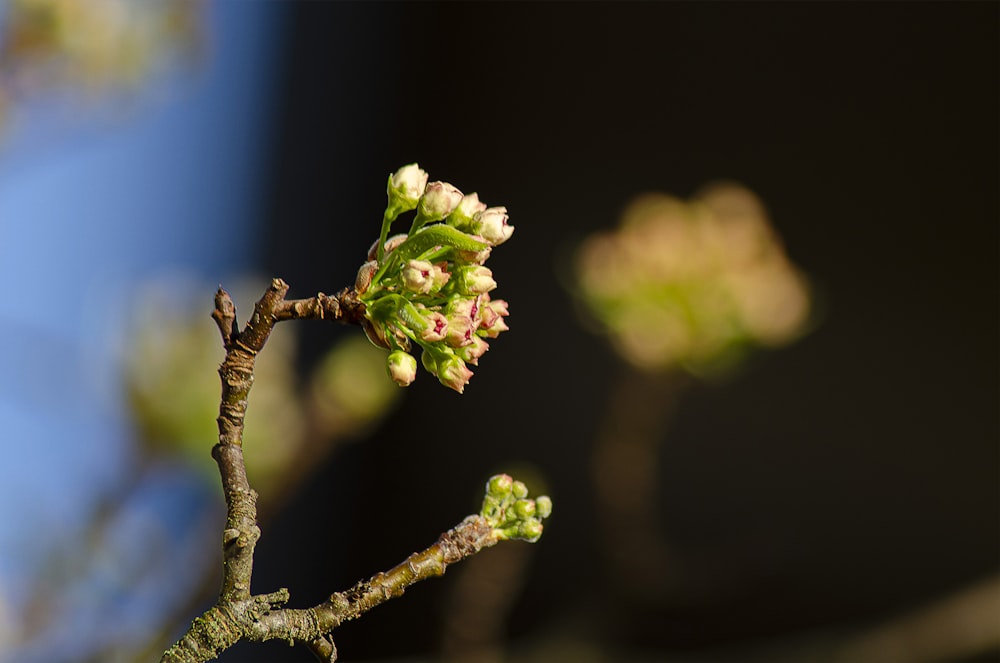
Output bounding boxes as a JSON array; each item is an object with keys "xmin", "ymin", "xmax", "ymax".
[
  {"xmin": 359, "ymin": 164, "xmax": 514, "ymax": 393},
  {"xmin": 480, "ymin": 474, "xmax": 552, "ymax": 543}
]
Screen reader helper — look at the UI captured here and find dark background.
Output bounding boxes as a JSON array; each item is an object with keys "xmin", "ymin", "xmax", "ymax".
[{"xmin": 227, "ymin": 2, "xmax": 997, "ymax": 661}]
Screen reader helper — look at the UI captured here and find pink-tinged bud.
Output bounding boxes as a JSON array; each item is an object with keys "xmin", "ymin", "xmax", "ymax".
[
  {"xmin": 473, "ymin": 206, "xmax": 514, "ymax": 246},
  {"xmin": 479, "ymin": 298, "xmax": 510, "ymax": 338},
  {"xmin": 445, "ymin": 313, "xmax": 475, "ymax": 347},
  {"xmin": 401, "ymin": 259, "xmax": 436, "ymax": 294},
  {"xmin": 478, "ymin": 296, "xmax": 509, "ymax": 326},
  {"xmin": 419, "ymin": 311, "xmax": 448, "ymax": 342},
  {"xmin": 431, "ymin": 262, "xmax": 451, "ymax": 289},
  {"xmin": 418, "ymin": 181, "xmax": 464, "ymax": 221},
  {"xmin": 488, "ymin": 298, "xmax": 510, "ymax": 317},
  {"xmin": 479, "ymin": 317, "xmax": 509, "ymax": 338},
  {"xmin": 446, "ymin": 294, "xmax": 482, "ymax": 322},
  {"xmin": 387, "ymin": 164, "xmax": 429, "ymax": 215},
  {"xmin": 455, "ymin": 335, "xmax": 489, "ymax": 365},
  {"xmin": 454, "ymin": 265, "xmax": 497, "ymax": 295},
  {"xmin": 437, "ymin": 355, "xmax": 474, "ymax": 394},
  {"xmin": 387, "ymin": 350, "xmax": 418, "ymax": 386},
  {"xmin": 446, "ymin": 192, "xmax": 488, "ymax": 230}
]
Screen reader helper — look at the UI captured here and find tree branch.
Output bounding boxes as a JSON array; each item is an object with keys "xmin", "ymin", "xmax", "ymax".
[
  {"xmin": 162, "ymin": 513, "xmax": 502, "ymax": 662},
  {"xmin": 244, "ymin": 516, "xmax": 502, "ymax": 646},
  {"xmin": 161, "ymin": 279, "xmax": 508, "ymax": 662}
]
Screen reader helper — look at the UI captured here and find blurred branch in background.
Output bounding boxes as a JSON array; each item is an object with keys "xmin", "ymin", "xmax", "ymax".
[
  {"xmin": 441, "ymin": 464, "xmax": 551, "ymax": 663},
  {"xmin": 570, "ymin": 183, "xmax": 814, "ymax": 606},
  {"xmin": 441, "ymin": 543, "xmax": 535, "ymax": 663},
  {"xmin": 830, "ymin": 572, "xmax": 1000, "ymax": 663},
  {"xmin": 700, "ymin": 572, "xmax": 1000, "ymax": 663}
]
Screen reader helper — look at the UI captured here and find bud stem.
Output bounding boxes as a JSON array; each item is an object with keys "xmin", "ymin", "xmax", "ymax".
[{"xmin": 376, "ymin": 210, "xmax": 397, "ymax": 263}]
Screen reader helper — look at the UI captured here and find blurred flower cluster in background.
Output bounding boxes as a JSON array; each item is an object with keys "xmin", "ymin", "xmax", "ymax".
[
  {"xmin": 0, "ymin": 0, "xmax": 201, "ymax": 136},
  {"xmin": 123, "ymin": 275, "xmax": 400, "ymax": 509},
  {"xmin": 574, "ymin": 182, "xmax": 811, "ymax": 377}
]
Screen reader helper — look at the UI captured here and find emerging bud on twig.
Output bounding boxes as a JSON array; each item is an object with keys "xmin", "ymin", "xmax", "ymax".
[
  {"xmin": 535, "ymin": 495, "xmax": 553, "ymax": 519},
  {"xmin": 480, "ymin": 474, "xmax": 552, "ymax": 543},
  {"xmin": 488, "ymin": 474, "xmax": 513, "ymax": 495}
]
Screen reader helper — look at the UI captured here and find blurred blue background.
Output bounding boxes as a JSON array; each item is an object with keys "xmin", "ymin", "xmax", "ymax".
[{"xmin": 0, "ymin": 1, "xmax": 285, "ymax": 658}]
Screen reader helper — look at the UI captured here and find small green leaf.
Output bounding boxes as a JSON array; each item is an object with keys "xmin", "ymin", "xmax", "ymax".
[{"xmin": 395, "ymin": 225, "xmax": 488, "ymax": 262}]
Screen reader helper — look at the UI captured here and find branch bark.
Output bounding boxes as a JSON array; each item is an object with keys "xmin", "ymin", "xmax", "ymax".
[{"xmin": 160, "ymin": 278, "xmax": 504, "ymax": 662}]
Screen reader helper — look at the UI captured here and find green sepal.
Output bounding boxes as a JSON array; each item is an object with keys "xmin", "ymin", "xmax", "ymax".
[
  {"xmin": 364, "ymin": 294, "xmax": 430, "ymax": 336},
  {"xmin": 397, "ymin": 300, "xmax": 429, "ymax": 333},
  {"xmin": 366, "ymin": 294, "xmax": 406, "ymax": 323}
]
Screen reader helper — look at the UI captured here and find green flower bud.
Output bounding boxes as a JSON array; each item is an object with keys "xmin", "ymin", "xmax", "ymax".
[
  {"xmin": 517, "ymin": 520, "xmax": 544, "ymax": 542},
  {"xmin": 447, "ymin": 192, "xmax": 487, "ymax": 230},
  {"xmin": 513, "ymin": 498, "xmax": 536, "ymax": 519},
  {"xmin": 386, "ymin": 350, "xmax": 417, "ymax": 387},
  {"xmin": 455, "ymin": 335, "xmax": 489, "ymax": 365},
  {"xmin": 420, "ymin": 348, "xmax": 439, "ymax": 374},
  {"xmin": 487, "ymin": 474, "xmax": 514, "ymax": 497},
  {"xmin": 472, "ymin": 206, "xmax": 514, "ymax": 246},
  {"xmin": 535, "ymin": 495, "xmax": 553, "ymax": 519},
  {"xmin": 387, "ymin": 164, "xmax": 429, "ymax": 218},
  {"xmin": 437, "ymin": 355, "xmax": 474, "ymax": 394},
  {"xmin": 452, "ymin": 265, "xmax": 497, "ymax": 295},
  {"xmin": 401, "ymin": 259, "xmax": 437, "ymax": 294},
  {"xmin": 417, "ymin": 181, "xmax": 464, "ymax": 222},
  {"xmin": 512, "ymin": 480, "xmax": 529, "ymax": 499}
]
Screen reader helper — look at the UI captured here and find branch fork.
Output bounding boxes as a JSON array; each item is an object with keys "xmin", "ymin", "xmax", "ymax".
[{"xmin": 161, "ymin": 279, "xmax": 513, "ymax": 662}]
